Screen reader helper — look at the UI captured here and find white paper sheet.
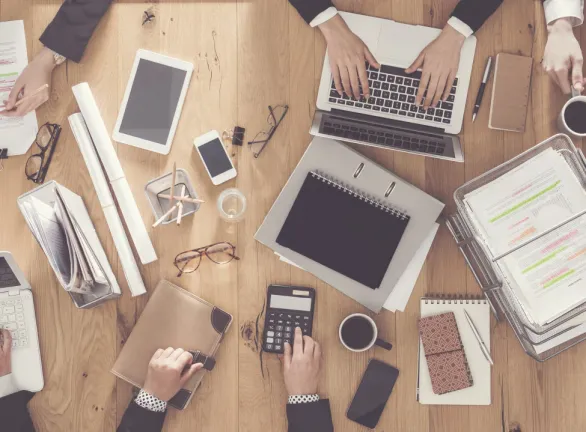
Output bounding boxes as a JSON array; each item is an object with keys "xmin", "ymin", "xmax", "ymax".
[{"xmin": 0, "ymin": 20, "xmax": 38, "ymax": 155}]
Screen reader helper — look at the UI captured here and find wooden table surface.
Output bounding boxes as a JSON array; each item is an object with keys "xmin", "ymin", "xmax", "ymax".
[{"xmin": 2, "ymin": 0, "xmax": 586, "ymax": 431}]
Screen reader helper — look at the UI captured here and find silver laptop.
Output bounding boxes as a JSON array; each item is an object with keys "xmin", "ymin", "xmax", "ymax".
[
  {"xmin": 0, "ymin": 252, "xmax": 43, "ymax": 396},
  {"xmin": 310, "ymin": 12, "xmax": 477, "ymax": 162}
]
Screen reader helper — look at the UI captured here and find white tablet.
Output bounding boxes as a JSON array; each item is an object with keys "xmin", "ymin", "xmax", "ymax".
[{"xmin": 113, "ymin": 49, "xmax": 193, "ymax": 154}]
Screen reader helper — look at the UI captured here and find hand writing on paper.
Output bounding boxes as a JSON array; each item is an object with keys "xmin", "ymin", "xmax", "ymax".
[
  {"xmin": 0, "ymin": 329, "xmax": 12, "ymax": 377},
  {"xmin": 282, "ymin": 327, "xmax": 321, "ymax": 396},
  {"xmin": 142, "ymin": 347, "xmax": 203, "ymax": 401},
  {"xmin": 1, "ymin": 47, "xmax": 54, "ymax": 117}
]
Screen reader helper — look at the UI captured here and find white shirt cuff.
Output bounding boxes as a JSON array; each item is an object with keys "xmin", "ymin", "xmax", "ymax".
[
  {"xmin": 0, "ymin": 374, "xmax": 18, "ymax": 397},
  {"xmin": 310, "ymin": 7, "xmax": 338, "ymax": 28},
  {"xmin": 447, "ymin": 17, "xmax": 474, "ymax": 38},
  {"xmin": 544, "ymin": 0, "xmax": 584, "ymax": 26}
]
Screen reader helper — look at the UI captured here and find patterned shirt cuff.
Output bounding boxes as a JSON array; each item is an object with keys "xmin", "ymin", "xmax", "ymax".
[
  {"xmin": 135, "ymin": 389, "xmax": 167, "ymax": 413},
  {"xmin": 288, "ymin": 394, "xmax": 320, "ymax": 404}
]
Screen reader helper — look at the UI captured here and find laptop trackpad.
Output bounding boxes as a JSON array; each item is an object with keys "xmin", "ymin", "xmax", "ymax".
[{"xmin": 376, "ymin": 23, "xmax": 441, "ymax": 68}]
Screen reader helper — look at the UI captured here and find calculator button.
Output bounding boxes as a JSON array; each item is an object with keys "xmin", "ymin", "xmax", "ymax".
[
  {"xmin": 302, "ymin": 329, "xmax": 309, "ymax": 335},
  {"xmin": 267, "ymin": 325, "xmax": 275, "ymax": 330},
  {"xmin": 286, "ymin": 321, "xmax": 292, "ymax": 325},
  {"xmin": 285, "ymin": 326, "xmax": 292, "ymax": 332},
  {"xmin": 276, "ymin": 332, "xmax": 283, "ymax": 338},
  {"xmin": 276, "ymin": 326, "xmax": 283, "ymax": 331},
  {"xmin": 275, "ymin": 345, "xmax": 282, "ymax": 351},
  {"xmin": 275, "ymin": 338, "xmax": 282, "ymax": 344},
  {"xmin": 266, "ymin": 337, "xmax": 274, "ymax": 343},
  {"xmin": 295, "ymin": 315, "xmax": 301, "ymax": 320},
  {"xmin": 278, "ymin": 313, "xmax": 285, "ymax": 318},
  {"xmin": 269, "ymin": 312, "xmax": 275, "ymax": 317},
  {"xmin": 284, "ymin": 332, "xmax": 291, "ymax": 338},
  {"xmin": 287, "ymin": 314, "xmax": 293, "ymax": 319},
  {"xmin": 268, "ymin": 319, "xmax": 275, "ymax": 324},
  {"xmin": 303, "ymin": 316, "xmax": 309, "ymax": 320},
  {"xmin": 294, "ymin": 322, "xmax": 300, "ymax": 327},
  {"xmin": 266, "ymin": 344, "xmax": 273, "ymax": 350},
  {"xmin": 266, "ymin": 331, "xmax": 274, "ymax": 337},
  {"xmin": 277, "ymin": 320, "xmax": 283, "ymax": 324}
]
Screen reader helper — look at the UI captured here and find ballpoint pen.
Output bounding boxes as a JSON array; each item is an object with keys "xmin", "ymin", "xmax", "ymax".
[
  {"xmin": 472, "ymin": 57, "xmax": 493, "ymax": 123},
  {"xmin": 464, "ymin": 309, "xmax": 494, "ymax": 365}
]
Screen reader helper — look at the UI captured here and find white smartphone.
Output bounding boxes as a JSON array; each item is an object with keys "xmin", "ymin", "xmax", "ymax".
[{"xmin": 193, "ymin": 130, "xmax": 237, "ymax": 185}]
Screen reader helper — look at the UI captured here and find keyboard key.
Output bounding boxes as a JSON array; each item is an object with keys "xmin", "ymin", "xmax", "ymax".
[
  {"xmin": 337, "ymin": 99, "xmax": 345, "ymax": 105},
  {"xmin": 436, "ymin": 109, "xmax": 444, "ymax": 117},
  {"xmin": 444, "ymin": 111, "xmax": 452, "ymax": 119},
  {"xmin": 399, "ymin": 94, "xmax": 407, "ymax": 102},
  {"xmin": 379, "ymin": 74, "xmax": 387, "ymax": 81},
  {"xmin": 364, "ymin": 104, "xmax": 372, "ymax": 109},
  {"xmin": 382, "ymin": 83, "xmax": 389, "ymax": 90},
  {"xmin": 369, "ymin": 72, "xmax": 378, "ymax": 79},
  {"xmin": 346, "ymin": 101, "xmax": 354, "ymax": 106},
  {"xmin": 3, "ymin": 323, "xmax": 16, "ymax": 330},
  {"xmin": 407, "ymin": 87, "xmax": 415, "ymax": 95},
  {"xmin": 284, "ymin": 332, "xmax": 291, "ymax": 338},
  {"xmin": 442, "ymin": 102, "xmax": 454, "ymax": 110},
  {"xmin": 407, "ymin": 112, "xmax": 415, "ymax": 117},
  {"xmin": 373, "ymin": 89, "xmax": 381, "ymax": 97},
  {"xmin": 8, "ymin": 315, "xmax": 15, "ymax": 322},
  {"xmin": 443, "ymin": 119, "xmax": 451, "ymax": 124},
  {"xmin": 387, "ymin": 75, "xmax": 395, "ymax": 83},
  {"xmin": 368, "ymin": 97, "xmax": 375, "ymax": 105},
  {"xmin": 416, "ymin": 114, "xmax": 424, "ymax": 119},
  {"xmin": 3, "ymin": 307, "xmax": 14, "ymax": 314},
  {"xmin": 373, "ymin": 106, "xmax": 381, "ymax": 111},
  {"xmin": 399, "ymin": 111, "xmax": 407, "ymax": 116},
  {"xmin": 384, "ymin": 100, "xmax": 392, "ymax": 107},
  {"xmin": 276, "ymin": 332, "xmax": 283, "ymax": 338},
  {"xmin": 396, "ymin": 77, "xmax": 404, "ymax": 84},
  {"xmin": 276, "ymin": 325, "xmax": 283, "ymax": 331},
  {"xmin": 390, "ymin": 84, "xmax": 398, "ymax": 92},
  {"xmin": 355, "ymin": 102, "xmax": 363, "ymax": 108},
  {"xmin": 418, "ymin": 107, "xmax": 426, "ymax": 113},
  {"xmin": 275, "ymin": 345, "xmax": 281, "ymax": 351},
  {"xmin": 408, "ymin": 96, "xmax": 415, "ymax": 104},
  {"xmin": 393, "ymin": 102, "xmax": 401, "ymax": 109},
  {"xmin": 410, "ymin": 105, "xmax": 418, "ymax": 112},
  {"xmin": 382, "ymin": 91, "xmax": 390, "ymax": 98},
  {"xmin": 400, "ymin": 103, "xmax": 409, "ymax": 111},
  {"xmin": 376, "ymin": 99, "xmax": 384, "ymax": 106},
  {"xmin": 413, "ymin": 80, "xmax": 420, "ymax": 87},
  {"xmin": 434, "ymin": 117, "xmax": 442, "ymax": 122},
  {"xmin": 390, "ymin": 93, "xmax": 398, "ymax": 100},
  {"xmin": 328, "ymin": 98, "xmax": 336, "ymax": 103},
  {"xmin": 382, "ymin": 107, "xmax": 390, "ymax": 113},
  {"xmin": 390, "ymin": 109, "xmax": 398, "ymax": 114},
  {"xmin": 450, "ymin": 86, "xmax": 456, "ymax": 94},
  {"xmin": 453, "ymin": 77, "xmax": 459, "ymax": 85},
  {"xmin": 19, "ymin": 330, "xmax": 26, "ymax": 338},
  {"xmin": 427, "ymin": 108, "xmax": 435, "ymax": 115},
  {"xmin": 404, "ymin": 78, "xmax": 412, "ymax": 86},
  {"xmin": 425, "ymin": 115, "xmax": 433, "ymax": 120},
  {"xmin": 399, "ymin": 86, "xmax": 406, "ymax": 93},
  {"xmin": 373, "ymin": 81, "xmax": 381, "ymax": 89},
  {"xmin": 266, "ymin": 344, "xmax": 273, "ymax": 350}
]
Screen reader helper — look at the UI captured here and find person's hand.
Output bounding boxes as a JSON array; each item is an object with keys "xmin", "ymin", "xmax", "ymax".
[
  {"xmin": 142, "ymin": 348, "xmax": 203, "ymax": 402},
  {"xmin": 0, "ymin": 47, "xmax": 54, "ymax": 117},
  {"xmin": 282, "ymin": 327, "xmax": 321, "ymax": 396},
  {"xmin": 543, "ymin": 17, "xmax": 584, "ymax": 94},
  {"xmin": 406, "ymin": 24, "xmax": 466, "ymax": 108},
  {"xmin": 318, "ymin": 14, "xmax": 380, "ymax": 100},
  {"xmin": 0, "ymin": 329, "xmax": 12, "ymax": 377}
]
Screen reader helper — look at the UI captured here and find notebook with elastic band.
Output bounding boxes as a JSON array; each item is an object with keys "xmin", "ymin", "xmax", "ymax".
[{"xmin": 276, "ymin": 171, "xmax": 410, "ymax": 289}]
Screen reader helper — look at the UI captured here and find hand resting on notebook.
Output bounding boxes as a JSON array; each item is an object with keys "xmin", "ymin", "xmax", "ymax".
[{"xmin": 143, "ymin": 348, "xmax": 204, "ymax": 402}]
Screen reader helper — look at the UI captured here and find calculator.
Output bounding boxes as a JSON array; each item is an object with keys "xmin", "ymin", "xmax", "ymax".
[{"xmin": 262, "ymin": 284, "xmax": 316, "ymax": 354}]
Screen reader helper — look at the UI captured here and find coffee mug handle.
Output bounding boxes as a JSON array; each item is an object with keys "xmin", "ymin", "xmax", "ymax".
[
  {"xmin": 572, "ymin": 87, "xmax": 581, "ymax": 98},
  {"xmin": 375, "ymin": 338, "xmax": 393, "ymax": 351}
]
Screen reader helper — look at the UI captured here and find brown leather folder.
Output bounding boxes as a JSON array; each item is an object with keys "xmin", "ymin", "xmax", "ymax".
[
  {"xmin": 111, "ymin": 280, "xmax": 232, "ymax": 409},
  {"xmin": 488, "ymin": 53, "xmax": 533, "ymax": 133}
]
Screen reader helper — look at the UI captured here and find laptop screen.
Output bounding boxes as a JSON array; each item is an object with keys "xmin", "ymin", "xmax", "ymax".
[{"xmin": 0, "ymin": 257, "xmax": 20, "ymax": 288}]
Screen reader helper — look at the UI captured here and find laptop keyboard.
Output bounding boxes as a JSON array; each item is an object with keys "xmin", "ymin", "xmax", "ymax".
[
  {"xmin": 328, "ymin": 64, "xmax": 457, "ymax": 125},
  {"xmin": 321, "ymin": 120, "xmax": 447, "ymax": 156},
  {"xmin": 0, "ymin": 297, "xmax": 28, "ymax": 349},
  {"xmin": 0, "ymin": 257, "xmax": 19, "ymax": 288}
]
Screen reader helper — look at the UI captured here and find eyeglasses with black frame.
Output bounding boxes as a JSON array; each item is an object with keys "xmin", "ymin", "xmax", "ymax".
[
  {"xmin": 174, "ymin": 242, "xmax": 240, "ymax": 277},
  {"xmin": 25, "ymin": 122, "xmax": 61, "ymax": 184},
  {"xmin": 248, "ymin": 105, "xmax": 289, "ymax": 158}
]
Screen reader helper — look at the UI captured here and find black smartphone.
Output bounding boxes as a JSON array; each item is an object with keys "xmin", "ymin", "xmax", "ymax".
[
  {"xmin": 262, "ymin": 284, "xmax": 316, "ymax": 354},
  {"xmin": 346, "ymin": 359, "xmax": 399, "ymax": 429}
]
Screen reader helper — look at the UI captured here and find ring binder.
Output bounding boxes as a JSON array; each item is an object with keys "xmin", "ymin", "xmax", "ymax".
[
  {"xmin": 423, "ymin": 294, "xmax": 488, "ymax": 305},
  {"xmin": 311, "ymin": 171, "xmax": 410, "ymax": 221}
]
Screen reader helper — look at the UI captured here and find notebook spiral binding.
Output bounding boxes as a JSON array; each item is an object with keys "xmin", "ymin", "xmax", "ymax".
[
  {"xmin": 423, "ymin": 293, "xmax": 488, "ymax": 305},
  {"xmin": 310, "ymin": 171, "xmax": 409, "ymax": 221}
]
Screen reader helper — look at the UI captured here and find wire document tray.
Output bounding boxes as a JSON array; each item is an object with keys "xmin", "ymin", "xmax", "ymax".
[{"xmin": 447, "ymin": 134, "xmax": 586, "ymax": 361}]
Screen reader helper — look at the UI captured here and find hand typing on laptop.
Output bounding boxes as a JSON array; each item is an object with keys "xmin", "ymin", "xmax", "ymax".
[
  {"xmin": 406, "ymin": 25, "xmax": 466, "ymax": 109},
  {"xmin": 0, "ymin": 329, "xmax": 11, "ymax": 377}
]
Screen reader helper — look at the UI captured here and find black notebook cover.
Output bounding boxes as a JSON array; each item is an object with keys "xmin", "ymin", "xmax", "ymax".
[{"xmin": 276, "ymin": 172, "xmax": 410, "ymax": 289}]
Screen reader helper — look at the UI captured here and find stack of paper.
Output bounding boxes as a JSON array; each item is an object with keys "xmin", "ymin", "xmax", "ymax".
[
  {"xmin": 464, "ymin": 148, "xmax": 586, "ymax": 327},
  {"xmin": 19, "ymin": 183, "xmax": 120, "ymax": 303}
]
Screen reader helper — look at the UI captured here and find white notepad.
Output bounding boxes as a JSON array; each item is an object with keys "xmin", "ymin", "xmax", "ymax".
[{"xmin": 418, "ymin": 296, "xmax": 491, "ymax": 405}]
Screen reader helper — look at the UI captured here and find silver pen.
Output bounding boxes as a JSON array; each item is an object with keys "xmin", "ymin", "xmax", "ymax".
[{"xmin": 464, "ymin": 309, "xmax": 494, "ymax": 365}]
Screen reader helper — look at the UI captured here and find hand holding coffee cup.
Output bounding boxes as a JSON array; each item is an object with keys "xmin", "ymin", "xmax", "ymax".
[{"xmin": 339, "ymin": 313, "xmax": 392, "ymax": 352}]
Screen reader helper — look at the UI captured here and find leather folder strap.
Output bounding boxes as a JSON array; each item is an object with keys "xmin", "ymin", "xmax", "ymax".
[{"xmin": 189, "ymin": 350, "xmax": 216, "ymax": 371}]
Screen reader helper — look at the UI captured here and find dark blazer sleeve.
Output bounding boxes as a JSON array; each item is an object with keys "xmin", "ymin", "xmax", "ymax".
[
  {"xmin": 450, "ymin": 0, "xmax": 504, "ymax": 33},
  {"xmin": 116, "ymin": 401, "xmax": 167, "ymax": 432},
  {"xmin": 286, "ymin": 400, "xmax": 334, "ymax": 432},
  {"xmin": 39, "ymin": 0, "xmax": 114, "ymax": 63},
  {"xmin": 288, "ymin": 0, "xmax": 334, "ymax": 25},
  {"xmin": 0, "ymin": 391, "xmax": 35, "ymax": 432}
]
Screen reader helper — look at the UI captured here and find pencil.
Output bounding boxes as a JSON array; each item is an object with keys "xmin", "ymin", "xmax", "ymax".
[
  {"xmin": 168, "ymin": 163, "xmax": 177, "ymax": 220},
  {"xmin": 14, "ymin": 84, "xmax": 49, "ymax": 108},
  {"xmin": 176, "ymin": 185, "xmax": 186, "ymax": 225},
  {"xmin": 158, "ymin": 194, "xmax": 205, "ymax": 204},
  {"xmin": 152, "ymin": 203, "xmax": 180, "ymax": 228}
]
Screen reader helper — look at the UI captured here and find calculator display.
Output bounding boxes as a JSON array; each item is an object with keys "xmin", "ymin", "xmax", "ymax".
[{"xmin": 270, "ymin": 295, "xmax": 312, "ymax": 312}]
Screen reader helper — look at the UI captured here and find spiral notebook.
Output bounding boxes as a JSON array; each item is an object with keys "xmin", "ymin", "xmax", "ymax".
[
  {"xmin": 418, "ymin": 295, "xmax": 491, "ymax": 405},
  {"xmin": 276, "ymin": 171, "xmax": 410, "ymax": 289}
]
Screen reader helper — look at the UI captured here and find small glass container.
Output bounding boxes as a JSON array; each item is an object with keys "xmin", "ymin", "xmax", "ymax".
[{"xmin": 217, "ymin": 188, "xmax": 247, "ymax": 223}]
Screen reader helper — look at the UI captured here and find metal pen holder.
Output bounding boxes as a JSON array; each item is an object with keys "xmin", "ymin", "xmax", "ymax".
[
  {"xmin": 144, "ymin": 169, "xmax": 200, "ymax": 225},
  {"xmin": 448, "ymin": 134, "xmax": 586, "ymax": 361}
]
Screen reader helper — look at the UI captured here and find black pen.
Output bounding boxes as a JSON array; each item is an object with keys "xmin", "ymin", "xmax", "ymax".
[{"xmin": 472, "ymin": 56, "xmax": 493, "ymax": 123}]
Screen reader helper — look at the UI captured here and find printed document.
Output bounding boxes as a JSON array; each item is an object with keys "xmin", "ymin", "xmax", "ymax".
[{"xmin": 0, "ymin": 20, "xmax": 38, "ymax": 155}]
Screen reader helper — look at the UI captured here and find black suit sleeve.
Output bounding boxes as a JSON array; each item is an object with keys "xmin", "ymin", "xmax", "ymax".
[
  {"xmin": 116, "ymin": 401, "xmax": 167, "ymax": 432},
  {"xmin": 0, "ymin": 391, "xmax": 35, "ymax": 432},
  {"xmin": 286, "ymin": 400, "xmax": 334, "ymax": 432},
  {"xmin": 450, "ymin": 0, "xmax": 504, "ymax": 33},
  {"xmin": 288, "ymin": 0, "xmax": 333, "ymax": 24},
  {"xmin": 39, "ymin": 0, "xmax": 114, "ymax": 62}
]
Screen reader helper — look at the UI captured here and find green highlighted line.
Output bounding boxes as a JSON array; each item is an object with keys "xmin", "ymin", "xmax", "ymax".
[
  {"xmin": 522, "ymin": 246, "xmax": 567, "ymax": 274},
  {"xmin": 489, "ymin": 180, "xmax": 561, "ymax": 223},
  {"xmin": 0, "ymin": 72, "xmax": 18, "ymax": 78},
  {"xmin": 543, "ymin": 269, "xmax": 575, "ymax": 289}
]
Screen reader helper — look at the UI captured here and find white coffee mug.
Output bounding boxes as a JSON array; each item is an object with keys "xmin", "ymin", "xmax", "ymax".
[
  {"xmin": 338, "ymin": 313, "xmax": 393, "ymax": 352},
  {"xmin": 557, "ymin": 88, "xmax": 586, "ymax": 138}
]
